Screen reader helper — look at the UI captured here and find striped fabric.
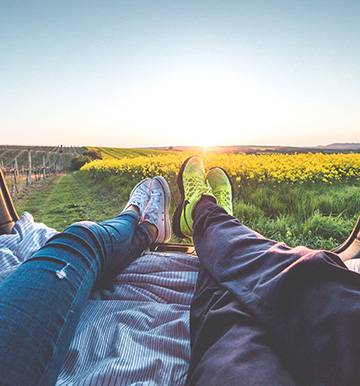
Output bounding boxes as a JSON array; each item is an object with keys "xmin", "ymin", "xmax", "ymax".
[
  {"xmin": 0, "ymin": 213, "xmax": 199, "ymax": 385},
  {"xmin": 2, "ymin": 213, "xmax": 358, "ymax": 385}
]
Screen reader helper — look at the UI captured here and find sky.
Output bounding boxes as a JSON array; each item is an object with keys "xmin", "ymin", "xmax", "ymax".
[{"xmin": 0, "ymin": 0, "xmax": 359, "ymax": 147}]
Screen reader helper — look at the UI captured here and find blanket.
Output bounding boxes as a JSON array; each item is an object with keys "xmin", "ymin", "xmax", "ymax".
[{"xmin": 0, "ymin": 213, "xmax": 199, "ymax": 386}]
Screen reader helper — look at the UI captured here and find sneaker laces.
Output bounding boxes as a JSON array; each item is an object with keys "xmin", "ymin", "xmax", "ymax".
[
  {"xmin": 185, "ymin": 175, "xmax": 210, "ymax": 198},
  {"xmin": 129, "ymin": 188, "xmax": 149, "ymax": 212},
  {"xmin": 144, "ymin": 190, "xmax": 162, "ymax": 224},
  {"xmin": 216, "ymin": 190, "xmax": 232, "ymax": 207}
]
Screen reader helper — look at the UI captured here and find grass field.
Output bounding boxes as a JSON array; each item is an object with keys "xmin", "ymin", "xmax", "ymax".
[
  {"xmin": 14, "ymin": 149, "xmax": 360, "ymax": 251},
  {"xmin": 89, "ymin": 146, "xmax": 175, "ymax": 159},
  {"xmin": 14, "ymin": 173, "xmax": 130, "ymax": 230}
]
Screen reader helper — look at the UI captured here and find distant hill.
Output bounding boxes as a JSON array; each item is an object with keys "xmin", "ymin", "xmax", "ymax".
[
  {"xmin": 318, "ymin": 143, "xmax": 360, "ymax": 150},
  {"xmin": 150, "ymin": 144, "xmax": 360, "ymax": 154}
]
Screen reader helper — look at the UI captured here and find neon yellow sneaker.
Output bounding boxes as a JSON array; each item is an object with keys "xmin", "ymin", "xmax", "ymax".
[
  {"xmin": 172, "ymin": 156, "xmax": 215, "ymax": 238},
  {"xmin": 207, "ymin": 167, "xmax": 234, "ymax": 215}
]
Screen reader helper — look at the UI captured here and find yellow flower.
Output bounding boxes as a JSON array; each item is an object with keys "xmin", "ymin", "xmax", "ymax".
[{"xmin": 81, "ymin": 150, "xmax": 360, "ymax": 184}]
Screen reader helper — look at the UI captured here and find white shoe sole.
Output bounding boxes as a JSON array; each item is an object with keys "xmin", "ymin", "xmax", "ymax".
[{"xmin": 153, "ymin": 176, "xmax": 172, "ymax": 243}]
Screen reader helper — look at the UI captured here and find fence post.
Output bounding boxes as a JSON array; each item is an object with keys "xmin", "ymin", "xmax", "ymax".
[
  {"xmin": 53, "ymin": 151, "xmax": 57, "ymax": 175},
  {"xmin": 42, "ymin": 154, "xmax": 46, "ymax": 179},
  {"xmin": 13, "ymin": 158, "xmax": 18, "ymax": 193},
  {"xmin": 27, "ymin": 150, "xmax": 32, "ymax": 186},
  {"xmin": 59, "ymin": 146, "xmax": 64, "ymax": 172}
]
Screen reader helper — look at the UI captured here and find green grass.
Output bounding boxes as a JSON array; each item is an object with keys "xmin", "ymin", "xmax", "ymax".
[
  {"xmin": 89, "ymin": 146, "xmax": 175, "ymax": 159},
  {"xmin": 14, "ymin": 172, "xmax": 360, "ymax": 250},
  {"xmin": 14, "ymin": 173, "xmax": 131, "ymax": 230},
  {"xmin": 234, "ymin": 183, "xmax": 359, "ymax": 249}
]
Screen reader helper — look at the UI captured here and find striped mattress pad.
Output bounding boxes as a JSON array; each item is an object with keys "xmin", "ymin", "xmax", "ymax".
[{"xmin": 0, "ymin": 213, "xmax": 199, "ymax": 386}]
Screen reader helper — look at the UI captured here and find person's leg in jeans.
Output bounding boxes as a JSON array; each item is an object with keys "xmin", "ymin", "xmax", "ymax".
[
  {"xmin": 173, "ymin": 156, "xmax": 360, "ymax": 386},
  {"xmin": 0, "ymin": 176, "xmax": 171, "ymax": 386}
]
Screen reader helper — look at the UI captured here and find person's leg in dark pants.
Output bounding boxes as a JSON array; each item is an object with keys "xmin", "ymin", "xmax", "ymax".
[
  {"xmin": 173, "ymin": 156, "xmax": 360, "ymax": 386},
  {"xmin": 0, "ymin": 176, "xmax": 171, "ymax": 386},
  {"xmin": 190, "ymin": 197, "xmax": 360, "ymax": 386},
  {"xmin": 187, "ymin": 264, "xmax": 296, "ymax": 386}
]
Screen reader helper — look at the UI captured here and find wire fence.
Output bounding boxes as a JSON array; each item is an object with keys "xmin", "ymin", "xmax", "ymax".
[{"xmin": 0, "ymin": 146, "xmax": 83, "ymax": 195}]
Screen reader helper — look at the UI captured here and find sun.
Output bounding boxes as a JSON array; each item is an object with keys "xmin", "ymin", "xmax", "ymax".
[
  {"xmin": 123, "ymin": 67, "xmax": 282, "ymax": 147},
  {"xmin": 189, "ymin": 130, "xmax": 219, "ymax": 148}
]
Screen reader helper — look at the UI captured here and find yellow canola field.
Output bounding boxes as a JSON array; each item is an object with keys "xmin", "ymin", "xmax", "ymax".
[{"xmin": 81, "ymin": 152, "xmax": 360, "ymax": 184}]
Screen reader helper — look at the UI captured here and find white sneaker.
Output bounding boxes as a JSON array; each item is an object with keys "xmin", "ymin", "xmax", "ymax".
[
  {"xmin": 123, "ymin": 178, "xmax": 152, "ymax": 215},
  {"xmin": 143, "ymin": 176, "xmax": 171, "ymax": 243}
]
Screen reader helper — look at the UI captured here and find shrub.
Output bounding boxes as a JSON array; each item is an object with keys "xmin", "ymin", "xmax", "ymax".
[
  {"xmin": 83, "ymin": 149, "xmax": 102, "ymax": 160},
  {"xmin": 70, "ymin": 149, "xmax": 103, "ymax": 171}
]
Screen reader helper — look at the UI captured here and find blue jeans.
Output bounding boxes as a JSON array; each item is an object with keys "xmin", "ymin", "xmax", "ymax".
[{"xmin": 0, "ymin": 210, "xmax": 152, "ymax": 386}]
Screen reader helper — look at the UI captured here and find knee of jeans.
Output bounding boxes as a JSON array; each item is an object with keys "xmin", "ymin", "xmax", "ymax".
[
  {"xmin": 62, "ymin": 221, "xmax": 104, "ymax": 247},
  {"xmin": 65, "ymin": 221, "xmax": 100, "ymax": 236},
  {"xmin": 69, "ymin": 220, "xmax": 97, "ymax": 229}
]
